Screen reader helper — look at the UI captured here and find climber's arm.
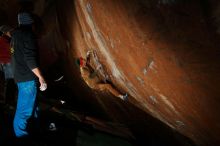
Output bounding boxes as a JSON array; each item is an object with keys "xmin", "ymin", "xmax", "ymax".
[{"xmin": 86, "ymin": 51, "xmax": 92, "ymax": 64}]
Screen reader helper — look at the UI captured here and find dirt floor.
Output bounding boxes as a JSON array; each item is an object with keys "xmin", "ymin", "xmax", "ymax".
[{"xmin": 0, "ymin": 77, "xmax": 196, "ymax": 146}]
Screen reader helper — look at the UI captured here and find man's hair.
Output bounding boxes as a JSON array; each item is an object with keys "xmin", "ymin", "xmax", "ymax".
[
  {"xmin": 0, "ymin": 25, "xmax": 13, "ymax": 34},
  {"xmin": 75, "ymin": 58, "xmax": 80, "ymax": 67}
]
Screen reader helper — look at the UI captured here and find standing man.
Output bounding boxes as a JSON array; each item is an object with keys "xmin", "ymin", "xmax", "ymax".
[
  {"xmin": 0, "ymin": 25, "xmax": 15, "ymax": 104},
  {"xmin": 11, "ymin": 12, "xmax": 47, "ymax": 138}
]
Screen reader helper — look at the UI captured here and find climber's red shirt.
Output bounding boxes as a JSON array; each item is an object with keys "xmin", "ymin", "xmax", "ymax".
[{"xmin": 0, "ymin": 35, "xmax": 11, "ymax": 63}]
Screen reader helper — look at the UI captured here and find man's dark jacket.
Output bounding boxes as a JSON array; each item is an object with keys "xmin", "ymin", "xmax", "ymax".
[{"xmin": 11, "ymin": 27, "xmax": 39, "ymax": 83}]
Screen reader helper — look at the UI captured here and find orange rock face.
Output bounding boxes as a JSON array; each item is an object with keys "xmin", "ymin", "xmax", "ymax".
[
  {"xmin": 1, "ymin": 0, "xmax": 220, "ymax": 145},
  {"xmin": 71, "ymin": 0, "xmax": 220, "ymax": 145}
]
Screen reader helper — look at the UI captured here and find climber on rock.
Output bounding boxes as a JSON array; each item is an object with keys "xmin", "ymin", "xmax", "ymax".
[{"xmin": 76, "ymin": 51, "xmax": 128, "ymax": 101}]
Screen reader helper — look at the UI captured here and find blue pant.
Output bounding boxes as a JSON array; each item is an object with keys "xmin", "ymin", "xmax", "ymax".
[{"xmin": 13, "ymin": 80, "xmax": 39, "ymax": 137}]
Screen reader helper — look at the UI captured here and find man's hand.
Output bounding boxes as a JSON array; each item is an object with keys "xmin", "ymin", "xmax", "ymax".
[
  {"xmin": 39, "ymin": 77, "xmax": 47, "ymax": 91},
  {"xmin": 86, "ymin": 50, "xmax": 93, "ymax": 58},
  {"xmin": 86, "ymin": 50, "xmax": 93, "ymax": 63},
  {"xmin": 32, "ymin": 68, "xmax": 47, "ymax": 91}
]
